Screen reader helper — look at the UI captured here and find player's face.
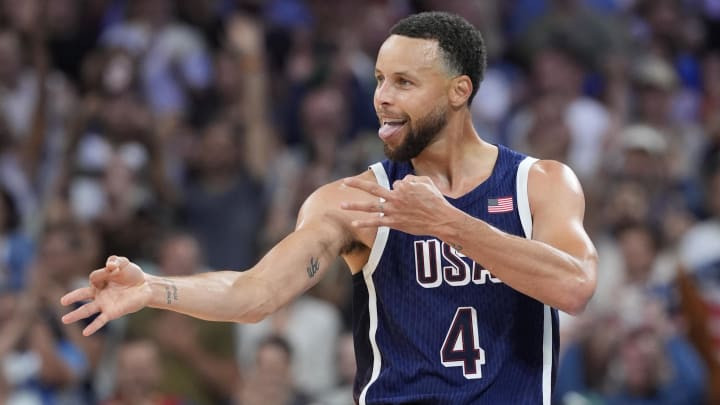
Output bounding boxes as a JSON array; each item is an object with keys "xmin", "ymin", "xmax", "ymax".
[{"xmin": 374, "ymin": 35, "xmax": 451, "ymax": 162}]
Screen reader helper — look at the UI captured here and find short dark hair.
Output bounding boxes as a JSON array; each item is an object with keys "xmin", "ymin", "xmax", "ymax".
[
  {"xmin": 390, "ymin": 11, "xmax": 487, "ymax": 105},
  {"xmin": 258, "ymin": 334, "xmax": 293, "ymax": 360}
]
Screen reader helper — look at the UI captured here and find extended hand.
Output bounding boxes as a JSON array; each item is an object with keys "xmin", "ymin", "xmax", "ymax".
[
  {"xmin": 340, "ymin": 175, "xmax": 458, "ymax": 235},
  {"xmin": 60, "ymin": 256, "xmax": 151, "ymax": 336}
]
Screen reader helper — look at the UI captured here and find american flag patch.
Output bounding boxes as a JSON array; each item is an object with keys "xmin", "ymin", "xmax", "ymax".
[{"xmin": 488, "ymin": 197, "xmax": 513, "ymax": 213}]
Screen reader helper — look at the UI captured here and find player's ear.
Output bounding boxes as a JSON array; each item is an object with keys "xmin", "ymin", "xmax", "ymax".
[{"xmin": 448, "ymin": 75, "xmax": 472, "ymax": 108}]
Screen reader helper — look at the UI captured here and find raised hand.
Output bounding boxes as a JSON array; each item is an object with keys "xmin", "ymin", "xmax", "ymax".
[
  {"xmin": 60, "ymin": 256, "xmax": 152, "ymax": 336},
  {"xmin": 340, "ymin": 174, "xmax": 459, "ymax": 236}
]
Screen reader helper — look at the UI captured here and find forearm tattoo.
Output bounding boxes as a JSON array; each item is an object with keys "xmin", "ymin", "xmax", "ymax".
[
  {"xmin": 163, "ymin": 279, "xmax": 179, "ymax": 305},
  {"xmin": 306, "ymin": 256, "xmax": 320, "ymax": 278}
]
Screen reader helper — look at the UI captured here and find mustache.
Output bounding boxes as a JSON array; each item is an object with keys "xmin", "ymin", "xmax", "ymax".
[{"xmin": 376, "ymin": 109, "xmax": 410, "ymax": 122}]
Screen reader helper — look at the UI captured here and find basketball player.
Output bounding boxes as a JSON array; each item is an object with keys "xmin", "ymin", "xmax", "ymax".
[{"xmin": 61, "ymin": 12, "xmax": 597, "ymax": 404}]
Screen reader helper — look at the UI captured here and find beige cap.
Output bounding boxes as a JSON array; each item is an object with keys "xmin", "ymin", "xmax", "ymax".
[
  {"xmin": 621, "ymin": 124, "xmax": 668, "ymax": 154},
  {"xmin": 633, "ymin": 56, "xmax": 677, "ymax": 90}
]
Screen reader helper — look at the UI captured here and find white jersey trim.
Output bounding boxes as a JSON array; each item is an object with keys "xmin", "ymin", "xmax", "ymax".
[
  {"xmin": 358, "ymin": 163, "xmax": 391, "ymax": 405},
  {"xmin": 516, "ymin": 156, "xmax": 552, "ymax": 405},
  {"xmin": 542, "ymin": 305, "xmax": 553, "ymax": 405},
  {"xmin": 516, "ymin": 157, "xmax": 537, "ymax": 239}
]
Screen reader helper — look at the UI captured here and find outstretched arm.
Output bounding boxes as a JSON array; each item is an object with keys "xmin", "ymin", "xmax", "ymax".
[
  {"xmin": 62, "ymin": 185, "xmax": 354, "ymax": 336},
  {"xmin": 341, "ymin": 160, "xmax": 597, "ymax": 315}
]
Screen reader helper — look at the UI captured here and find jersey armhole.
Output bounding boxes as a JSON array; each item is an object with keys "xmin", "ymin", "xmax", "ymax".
[
  {"xmin": 363, "ymin": 163, "xmax": 391, "ymax": 277},
  {"xmin": 516, "ymin": 157, "xmax": 538, "ymax": 240}
]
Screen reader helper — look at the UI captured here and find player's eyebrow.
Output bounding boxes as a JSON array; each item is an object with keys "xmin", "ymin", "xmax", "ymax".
[{"xmin": 375, "ymin": 69, "xmax": 421, "ymax": 80}]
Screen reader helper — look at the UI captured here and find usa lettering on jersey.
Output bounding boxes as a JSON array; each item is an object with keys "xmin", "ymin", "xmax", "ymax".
[{"xmin": 413, "ymin": 239, "xmax": 502, "ymax": 288}]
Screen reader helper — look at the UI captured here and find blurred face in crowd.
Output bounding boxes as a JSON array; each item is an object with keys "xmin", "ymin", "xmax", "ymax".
[
  {"xmin": 301, "ymin": 86, "xmax": 348, "ymax": 162},
  {"xmin": 637, "ymin": 85, "xmax": 673, "ymax": 124},
  {"xmin": 602, "ymin": 181, "xmax": 650, "ymax": 227},
  {"xmin": 102, "ymin": 93, "xmax": 151, "ymax": 140},
  {"xmin": 618, "ymin": 225, "xmax": 657, "ymax": 283},
  {"xmin": 644, "ymin": 0, "xmax": 681, "ymax": 41},
  {"xmin": 2, "ymin": 0, "xmax": 39, "ymax": 33},
  {"xmin": 39, "ymin": 228, "xmax": 80, "ymax": 280},
  {"xmin": 158, "ymin": 234, "xmax": 202, "ymax": 276},
  {"xmin": 619, "ymin": 328, "xmax": 666, "ymax": 396},
  {"xmin": 115, "ymin": 340, "xmax": 162, "ymax": 398},
  {"xmin": 198, "ymin": 122, "xmax": 240, "ymax": 174},
  {"xmin": 256, "ymin": 342, "xmax": 292, "ymax": 379},
  {"xmin": 526, "ymin": 94, "xmax": 571, "ymax": 161},
  {"xmin": 302, "ymin": 86, "xmax": 347, "ymax": 140},
  {"xmin": 374, "ymin": 35, "xmax": 452, "ymax": 162},
  {"xmin": 621, "ymin": 148, "xmax": 666, "ymax": 182},
  {"xmin": 237, "ymin": 339, "xmax": 294, "ymax": 405},
  {"xmin": 533, "ymin": 47, "xmax": 583, "ymax": 97}
]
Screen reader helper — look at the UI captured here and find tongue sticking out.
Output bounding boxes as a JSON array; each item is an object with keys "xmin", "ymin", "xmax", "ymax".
[{"xmin": 378, "ymin": 122, "xmax": 406, "ymax": 140}]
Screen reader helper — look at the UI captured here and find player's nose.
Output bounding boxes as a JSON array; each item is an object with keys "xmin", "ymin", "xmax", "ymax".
[{"xmin": 374, "ymin": 81, "xmax": 395, "ymax": 107}]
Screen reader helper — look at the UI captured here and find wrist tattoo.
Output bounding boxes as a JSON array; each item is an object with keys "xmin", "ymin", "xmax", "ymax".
[
  {"xmin": 306, "ymin": 256, "xmax": 320, "ymax": 278},
  {"xmin": 163, "ymin": 279, "xmax": 179, "ymax": 305}
]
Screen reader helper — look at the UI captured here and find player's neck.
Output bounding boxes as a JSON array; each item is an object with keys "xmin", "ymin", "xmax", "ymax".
[{"xmin": 410, "ymin": 116, "xmax": 497, "ymax": 197}]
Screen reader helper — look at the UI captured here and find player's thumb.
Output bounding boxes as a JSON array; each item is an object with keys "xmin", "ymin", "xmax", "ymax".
[
  {"xmin": 106, "ymin": 255, "xmax": 130, "ymax": 272},
  {"xmin": 90, "ymin": 255, "xmax": 129, "ymax": 287}
]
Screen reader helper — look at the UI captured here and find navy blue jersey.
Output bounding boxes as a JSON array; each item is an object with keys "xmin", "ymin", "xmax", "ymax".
[{"xmin": 352, "ymin": 145, "xmax": 559, "ymax": 404}]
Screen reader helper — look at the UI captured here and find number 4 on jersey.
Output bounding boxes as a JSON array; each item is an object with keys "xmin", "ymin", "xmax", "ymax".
[{"xmin": 441, "ymin": 307, "xmax": 485, "ymax": 379}]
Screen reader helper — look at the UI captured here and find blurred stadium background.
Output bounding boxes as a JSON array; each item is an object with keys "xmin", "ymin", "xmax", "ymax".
[{"xmin": 0, "ymin": 0, "xmax": 719, "ymax": 404}]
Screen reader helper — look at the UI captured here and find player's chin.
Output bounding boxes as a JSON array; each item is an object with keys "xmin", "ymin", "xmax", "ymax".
[
  {"xmin": 383, "ymin": 140, "xmax": 419, "ymax": 162},
  {"xmin": 382, "ymin": 143, "xmax": 401, "ymax": 161}
]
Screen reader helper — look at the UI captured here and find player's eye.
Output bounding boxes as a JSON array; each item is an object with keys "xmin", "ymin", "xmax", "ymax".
[{"xmin": 397, "ymin": 78, "xmax": 412, "ymax": 87}]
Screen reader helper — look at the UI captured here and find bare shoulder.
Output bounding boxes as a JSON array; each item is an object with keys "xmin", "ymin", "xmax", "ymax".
[
  {"xmin": 299, "ymin": 170, "xmax": 377, "ymax": 219},
  {"xmin": 528, "ymin": 160, "xmax": 586, "ymax": 213},
  {"xmin": 529, "ymin": 160, "xmax": 582, "ymax": 188},
  {"xmin": 297, "ymin": 170, "xmax": 379, "ymax": 243},
  {"xmin": 529, "ymin": 160, "xmax": 584, "ymax": 194}
]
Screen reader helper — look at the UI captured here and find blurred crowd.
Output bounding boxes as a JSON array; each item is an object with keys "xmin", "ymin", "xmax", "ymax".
[{"xmin": 0, "ymin": 0, "xmax": 719, "ymax": 404}]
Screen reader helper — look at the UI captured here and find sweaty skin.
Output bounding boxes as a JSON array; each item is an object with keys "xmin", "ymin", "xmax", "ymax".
[{"xmin": 61, "ymin": 34, "xmax": 596, "ymax": 337}]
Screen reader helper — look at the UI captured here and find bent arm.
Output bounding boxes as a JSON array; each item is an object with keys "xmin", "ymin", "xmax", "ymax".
[{"xmin": 438, "ymin": 161, "xmax": 597, "ymax": 314}]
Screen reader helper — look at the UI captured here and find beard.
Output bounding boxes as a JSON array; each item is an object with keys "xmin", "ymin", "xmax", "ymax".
[{"xmin": 384, "ymin": 103, "xmax": 448, "ymax": 162}]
